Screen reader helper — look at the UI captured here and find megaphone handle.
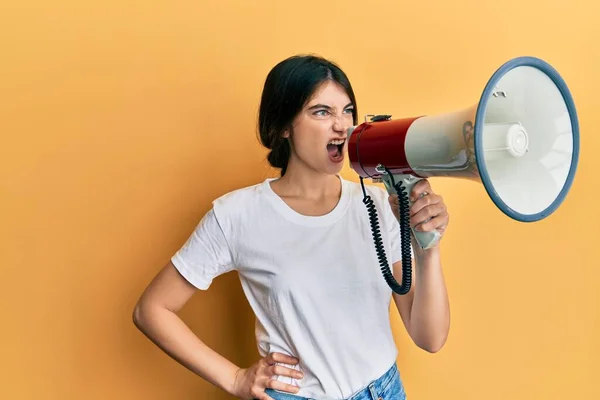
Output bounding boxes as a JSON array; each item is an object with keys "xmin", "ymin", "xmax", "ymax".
[{"xmin": 381, "ymin": 174, "xmax": 441, "ymax": 250}]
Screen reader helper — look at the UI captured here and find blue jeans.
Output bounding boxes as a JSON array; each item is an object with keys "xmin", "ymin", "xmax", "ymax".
[{"xmin": 263, "ymin": 362, "xmax": 406, "ymax": 400}]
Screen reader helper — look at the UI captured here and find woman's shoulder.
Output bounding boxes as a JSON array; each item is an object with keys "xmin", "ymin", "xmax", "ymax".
[
  {"xmin": 213, "ymin": 179, "xmax": 268, "ymax": 205},
  {"xmin": 210, "ymin": 178, "xmax": 273, "ymax": 221}
]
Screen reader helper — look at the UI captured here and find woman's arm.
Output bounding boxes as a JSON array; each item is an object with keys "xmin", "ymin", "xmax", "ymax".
[
  {"xmin": 392, "ymin": 243, "xmax": 450, "ymax": 353},
  {"xmin": 132, "ymin": 261, "xmax": 240, "ymax": 395},
  {"xmin": 387, "ymin": 179, "xmax": 451, "ymax": 353}
]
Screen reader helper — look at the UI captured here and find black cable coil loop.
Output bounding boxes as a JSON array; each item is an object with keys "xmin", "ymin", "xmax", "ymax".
[{"xmin": 360, "ymin": 173, "xmax": 413, "ymax": 295}]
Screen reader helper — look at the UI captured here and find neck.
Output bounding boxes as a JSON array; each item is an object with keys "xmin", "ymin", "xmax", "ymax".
[{"xmin": 272, "ymin": 159, "xmax": 341, "ymax": 201}]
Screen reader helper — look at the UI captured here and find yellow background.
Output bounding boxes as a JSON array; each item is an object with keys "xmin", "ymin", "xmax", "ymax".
[{"xmin": 1, "ymin": 0, "xmax": 598, "ymax": 399}]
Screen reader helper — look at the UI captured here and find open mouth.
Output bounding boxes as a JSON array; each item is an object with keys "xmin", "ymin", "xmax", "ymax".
[{"xmin": 326, "ymin": 139, "xmax": 345, "ymax": 163}]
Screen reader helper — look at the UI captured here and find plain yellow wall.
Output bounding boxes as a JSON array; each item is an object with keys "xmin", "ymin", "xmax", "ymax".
[{"xmin": 1, "ymin": 0, "xmax": 598, "ymax": 399}]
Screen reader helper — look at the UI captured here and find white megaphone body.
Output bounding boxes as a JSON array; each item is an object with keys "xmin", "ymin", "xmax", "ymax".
[{"xmin": 347, "ymin": 56, "xmax": 579, "ymax": 294}]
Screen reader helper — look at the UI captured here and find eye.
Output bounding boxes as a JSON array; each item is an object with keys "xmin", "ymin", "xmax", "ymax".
[
  {"xmin": 344, "ymin": 107, "xmax": 355, "ymax": 115},
  {"xmin": 313, "ymin": 109, "xmax": 329, "ymax": 116}
]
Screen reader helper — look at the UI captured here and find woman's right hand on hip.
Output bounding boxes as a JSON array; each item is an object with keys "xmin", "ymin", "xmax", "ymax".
[{"xmin": 232, "ymin": 352, "xmax": 303, "ymax": 400}]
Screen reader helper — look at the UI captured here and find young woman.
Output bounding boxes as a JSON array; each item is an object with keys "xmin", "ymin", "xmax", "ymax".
[{"xmin": 133, "ymin": 54, "xmax": 451, "ymax": 400}]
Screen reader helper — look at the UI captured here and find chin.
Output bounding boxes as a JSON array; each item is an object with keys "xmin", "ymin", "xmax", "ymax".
[{"xmin": 323, "ymin": 163, "xmax": 344, "ymax": 176}]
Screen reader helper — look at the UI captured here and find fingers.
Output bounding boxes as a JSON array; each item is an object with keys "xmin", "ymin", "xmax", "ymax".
[
  {"xmin": 411, "ymin": 201, "xmax": 446, "ymax": 228},
  {"xmin": 251, "ymin": 376, "xmax": 299, "ymax": 400},
  {"xmin": 266, "ymin": 378, "xmax": 301, "ymax": 395},
  {"xmin": 389, "ymin": 179, "xmax": 432, "ymax": 208},
  {"xmin": 264, "ymin": 352, "xmax": 299, "ymax": 366},
  {"xmin": 267, "ymin": 364, "xmax": 304, "ymax": 380},
  {"xmin": 264, "ymin": 353, "xmax": 303, "ymax": 383},
  {"xmin": 414, "ymin": 212, "xmax": 449, "ymax": 233},
  {"xmin": 410, "ymin": 192, "xmax": 443, "ymax": 218},
  {"xmin": 409, "ymin": 189, "xmax": 448, "ymax": 232},
  {"xmin": 386, "ymin": 179, "xmax": 449, "ymax": 234},
  {"xmin": 256, "ymin": 353, "xmax": 302, "ymax": 397},
  {"xmin": 410, "ymin": 179, "xmax": 432, "ymax": 201},
  {"xmin": 242, "ymin": 353, "xmax": 303, "ymax": 400},
  {"xmin": 412, "ymin": 200, "xmax": 449, "ymax": 232}
]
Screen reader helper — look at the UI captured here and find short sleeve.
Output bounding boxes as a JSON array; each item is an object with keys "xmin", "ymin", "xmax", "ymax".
[{"xmin": 171, "ymin": 208, "xmax": 236, "ymax": 290}]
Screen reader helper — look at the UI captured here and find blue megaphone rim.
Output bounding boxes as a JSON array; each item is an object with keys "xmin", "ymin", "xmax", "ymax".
[{"xmin": 474, "ymin": 56, "xmax": 580, "ymax": 222}]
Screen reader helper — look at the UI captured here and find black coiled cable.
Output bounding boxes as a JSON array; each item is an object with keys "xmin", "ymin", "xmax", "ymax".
[{"xmin": 360, "ymin": 172, "xmax": 413, "ymax": 295}]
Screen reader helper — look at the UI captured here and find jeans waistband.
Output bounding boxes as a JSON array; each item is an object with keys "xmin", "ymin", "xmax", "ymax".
[
  {"xmin": 348, "ymin": 362, "xmax": 399, "ymax": 400},
  {"xmin": 264, "ymin": 362, "xmax": 402, "ymax": 400}
]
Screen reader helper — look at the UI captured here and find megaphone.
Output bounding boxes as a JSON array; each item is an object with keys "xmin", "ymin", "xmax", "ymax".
[{"xmin": 348, "ymin": 56, "xmax": 579, "ymax": 295}]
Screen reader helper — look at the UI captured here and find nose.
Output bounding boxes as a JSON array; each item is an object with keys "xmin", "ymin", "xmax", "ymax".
[{"xmin": 332, "ymin": 114, "xmax": 352, "ymax": 134}]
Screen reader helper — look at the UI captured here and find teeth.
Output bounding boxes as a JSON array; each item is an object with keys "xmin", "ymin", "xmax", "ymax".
[{"xmin": 328, "ymin": 139, "xmax": 345, "ymax": 145}]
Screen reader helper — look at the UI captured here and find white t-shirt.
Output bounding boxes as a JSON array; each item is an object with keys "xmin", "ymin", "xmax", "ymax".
[{"xmin": 171, "ymin": 175, "xmax": 410, "ymax": 399}]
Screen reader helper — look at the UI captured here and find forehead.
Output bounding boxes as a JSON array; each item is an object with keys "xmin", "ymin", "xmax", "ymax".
[{"xmin": 306, "ymin": 81, "xmax": 352, "ymax": 106}]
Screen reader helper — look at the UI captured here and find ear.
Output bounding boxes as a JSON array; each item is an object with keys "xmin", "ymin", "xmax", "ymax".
[{"xmin": 282, "ymin": 129, "xmax": 290, "ymax": 139}]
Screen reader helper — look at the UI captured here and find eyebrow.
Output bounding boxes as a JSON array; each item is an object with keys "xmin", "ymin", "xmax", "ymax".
[{"xmin": 307, "ymin": 102, "xmax": 354, "ymax": 111}]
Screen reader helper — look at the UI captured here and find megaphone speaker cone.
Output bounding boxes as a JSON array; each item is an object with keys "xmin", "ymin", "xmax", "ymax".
[{"xmin": 474, "ymin": 56, "xmax": 580, "ymax": 222}]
